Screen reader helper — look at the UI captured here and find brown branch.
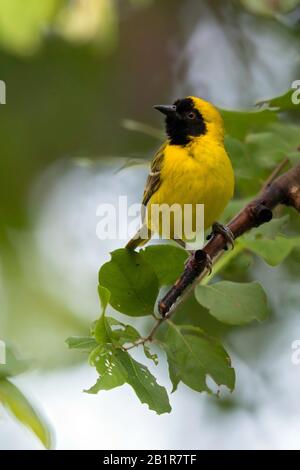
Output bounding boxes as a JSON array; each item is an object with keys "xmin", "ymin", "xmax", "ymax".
[{"xmin": 158, "ymin": 161, "xmax": 300, "ymax": 318}]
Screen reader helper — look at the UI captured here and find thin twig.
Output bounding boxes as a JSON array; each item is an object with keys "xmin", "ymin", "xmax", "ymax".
[
  {"xmin": 261, "ymin": 157, "xmax": 290, "ymax": 192},
  {"xmin": 122, "ymin": 318, "xmax": 165, "ymax": 351}
]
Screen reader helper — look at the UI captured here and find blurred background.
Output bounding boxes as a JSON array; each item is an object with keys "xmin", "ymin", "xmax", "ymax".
[{"xmin": 1, "ymin": 0, "xmax": 300, "ymax": 449}]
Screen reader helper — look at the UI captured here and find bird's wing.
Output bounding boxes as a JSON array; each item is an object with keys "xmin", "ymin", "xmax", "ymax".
[{"xmin": 141, "ymin": 142, "xmax": 167, "ymax": 221}]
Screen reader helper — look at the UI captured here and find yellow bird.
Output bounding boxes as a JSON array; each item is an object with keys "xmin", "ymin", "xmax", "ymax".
[{"xmin": 126, "ymin": 96, "xmax": 234, "ymax": 255}]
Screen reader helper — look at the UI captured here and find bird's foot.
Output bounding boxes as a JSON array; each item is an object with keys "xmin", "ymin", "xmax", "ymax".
[{"xmin": 206, "ymin": 222, "xmax": 234, "ymax": 251}]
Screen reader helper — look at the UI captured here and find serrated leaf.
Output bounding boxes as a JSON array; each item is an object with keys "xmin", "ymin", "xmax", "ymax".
[
  {"xmin": 0, "ymin": 378, "xmax": 52, "ymax": 449},
  {"xmin": 106, "ymin": 317, "xmax": 159, "ymax": 365},
  {"xmin": 140, "ymin": 245, "xmax": 188, "ymax": 285},
  {"xmin": 116, "ymin": 349, "xmax": 171, "ymax": 415},
  {"xmin": 86, "ymin": 345, "xmax": 126, "ymax": 392},
  {"xmin": 113, "ymin": 324, "xmax": 140, "ymax": 343},
  {"xmin": 195, "ymin": 281, "xmax": 269, "ymax": 325},
  {"xmin": 162, "ymin": 323, "xmax": 235, "ymax": 394},
  {"xmin": 99, "ymin": 249, "xmax": 159, "ymax": 317},
  {"xmin": 108, "ymin": 318, "xmax": 140, "ymax": 345},
  {"xmin": 87, "ymin": 346, "xmax": 170, "ymax": 414},
  {"xmin": 66, "ymin": 336, "xmax": 98, "ymax": 352}
]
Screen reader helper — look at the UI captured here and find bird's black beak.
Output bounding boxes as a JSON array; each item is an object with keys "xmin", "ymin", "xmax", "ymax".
[{"xmin": 153, "ymin": 104, "xmax": 177, "ymax": 116}]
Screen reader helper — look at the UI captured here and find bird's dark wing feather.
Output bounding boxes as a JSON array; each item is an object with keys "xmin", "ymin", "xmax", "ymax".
[{"xmin": 141, "ymin": 142, "xmax": 167, "ymax": 221}]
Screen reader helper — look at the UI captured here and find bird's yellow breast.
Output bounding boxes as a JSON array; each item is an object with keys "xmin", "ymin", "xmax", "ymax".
[{"xmin": 147, "ymin": 136, "xmax": 234, "ymax": 239}]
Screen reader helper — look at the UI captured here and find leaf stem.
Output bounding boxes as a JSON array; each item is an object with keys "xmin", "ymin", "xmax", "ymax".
[{"xmin": 122, "ymin": 317, "xmax": 165, "ymax": 351}]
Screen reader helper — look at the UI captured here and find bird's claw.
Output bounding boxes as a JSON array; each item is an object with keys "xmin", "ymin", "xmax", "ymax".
[{"xmin": 206, "ymin": 222, "xmax": 234, "ymax": 251}]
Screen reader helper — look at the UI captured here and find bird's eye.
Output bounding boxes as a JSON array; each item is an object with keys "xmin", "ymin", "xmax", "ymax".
[{"xmin": 187, "ymin": 111, "xmax": 196, "ymax": 119}]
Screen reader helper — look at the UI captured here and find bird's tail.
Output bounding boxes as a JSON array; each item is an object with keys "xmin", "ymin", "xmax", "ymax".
[{"xmin": 126, "ymin": 225, "xmax": 151, "ymax": 250}]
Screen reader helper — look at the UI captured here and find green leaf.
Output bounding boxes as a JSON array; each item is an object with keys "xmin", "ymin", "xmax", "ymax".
[
  {"xmin": 240, "ymin": 237, "xmax": 291, "ymax": 266},
  {"xmin": 92, "ymin": 286, "xmax": 113, "ymax": 344},
  {"xmin": 95, "ymin": 313, "xmax": 141, "ymax": 346},
  {"xmin": 140, "ymin": 245, "xmax": 188, "ymax": 285},
  {"xmin": 108, "ymin": 319, "xmax": 141, "ymax": 345},
  {"xmin": 143, "ymin": 344, "xmax": 158, "ymax": 366},
  {"xmin": 224, "ymin": 136, "xmax": 249, "ymax": 180},
  {"xmin": 87, "ymin": 345, "xmax": 126, "ymax": 392},
  {"xmin": 245, "ymin": 125, "xmax": 299, "ymax": 169},
  {"xmin": 68, "ymin": 318, "xmax": 144, "ymax": 354},
  {"xmin": 87, "ymin": 346, "xmax": 170, "ymax": 415},
  {"xmin": 240, "ymin": 0, "xmax": 300, "ymax": 16},
  {"xmin": 239, "ymin": 215, "xmax": 300, "ymax": 266},
  {"xmin": 0, "ymin": 346, "xmax": 29, "ymax": 379},
  {"xmin": 162, "ymin": 323, "xmax": 235, "ymax": 394},
  {"xmin": 98, "ymin": 285, "xmax": 111, "ymax": 314},
  {"xmin": 256, "ymin": 89, "xmax": 300, "ymax": 112},
  {"xmin": 247, "ymin": 215, "xmax": 289, "ymax": 239},
  {"xmin": 102, "ymin": 317, "xmax": 158, "ymax": 365},
  {"xmin": 221, "ymin": 108, "xmax": 278, "ymax": 140},
  {"xmin": 0, "ymin": 378, "xmax": 52, "ymax": 449},
  {"xmin": 241, "ymin": 236, "xmax": 300, "ymax": 266},
  {"xmin": 166, "ymin": 355, "xmax": 181, "ymax": 393},
  {"xmin": 225, "ymin": 124, "xmax": 297, "ymax": 196},
  {"xmin": 65, "ymin": 336, "xmax": 98, "ymax": 352},
  {"xmin": 99, "ymin": 249, "xmax": 159, "ymax": 317},
  {"xmin": 116, "ymin": 349, "xmax": 171, "ymax": 415},
  {"xmin": 195, "ymin": 281, "xmax": 269, "ymax": 325}
]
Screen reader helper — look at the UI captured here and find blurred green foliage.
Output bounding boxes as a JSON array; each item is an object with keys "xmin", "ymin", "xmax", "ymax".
[
  {"xmin": 0, "ymin": 346, "xmax": 52, "ymax": 448},
  {"xmin": 240, "ymin": 0, "xmax": 300, "ymax": 16},
  {"xmin": 0, "ymin": 0, "xmax": 124, "ymax": 56},
  {"xmin": 0, "ymin": 0, "xmax": 63, "ymax": 56}
]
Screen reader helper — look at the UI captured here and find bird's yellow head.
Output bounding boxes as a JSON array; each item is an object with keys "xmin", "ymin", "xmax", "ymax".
[{"xmin": 154, "ymin": 96, "xmax": 224, "ymax": 145}]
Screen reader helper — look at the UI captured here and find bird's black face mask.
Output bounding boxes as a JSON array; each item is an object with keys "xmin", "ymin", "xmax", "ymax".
[{"xmin": 154, "ymin": 98, "xmax": 207, "ymax": 145}]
